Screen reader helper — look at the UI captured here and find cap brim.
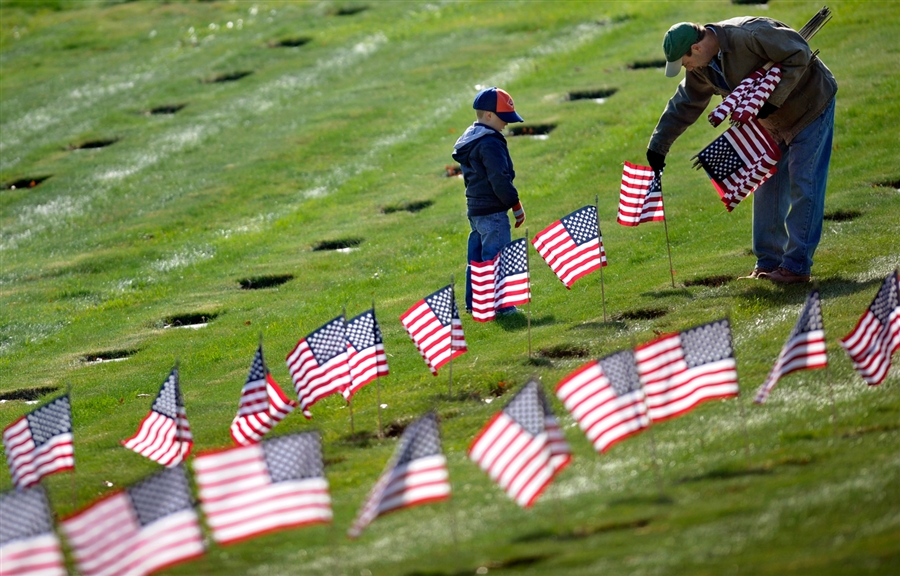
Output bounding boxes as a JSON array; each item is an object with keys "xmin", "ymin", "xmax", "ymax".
[
  {"xmin": 665, "ymin": 60, "xmax": 682, "ymax": 78},
  {"xmin": 496, "ymin": 111, "xmax": 524, "ymax": 123}
]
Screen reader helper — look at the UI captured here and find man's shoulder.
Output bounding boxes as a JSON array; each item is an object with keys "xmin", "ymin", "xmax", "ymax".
[{"xmin": 713, "ymin": 16, "xmax": 791, "ymax": 34}]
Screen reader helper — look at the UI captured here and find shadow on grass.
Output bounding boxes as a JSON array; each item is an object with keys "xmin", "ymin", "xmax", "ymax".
[
  {"xmin": 842, "ymin": 422, "xmax": 900, "ymax": 438},
  {"xmin": 608, "ymin": 494, "xmax": 674, "ymax": 507},
  {"xmin": 405, "ymin": 555, "xmax": 548, "ymax": 576},
  {"xmin": 569, "ymin": 319, "xmax": 628, "ymax": 332},
  {"xmin": 514, "ymin": 517, "xmax": 652, "ymax": 543},
  {"xmin": 677, "ymin": 467, "xmax": 771, "ymax": 483},
  {"xmin": 737, "ymin": 275, "xmax": 881, "ymax": 303},
  {"xmin": 494, "ymin": 313, "xmax": 555, "ymax": 332},
  {"xmin": 640, "ymin": 288, "xmax": 692, "ymax": 299},
  {"xmin": 0, "ymin": 386, "xmax": 60, "ymax": 401}
]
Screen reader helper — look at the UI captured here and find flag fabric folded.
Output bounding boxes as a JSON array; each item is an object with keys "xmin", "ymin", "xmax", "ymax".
[
  {"xmin": 556, "ymin": 349, "xmax": 650, "ymax": 454},
  {"xmin": 755, "ymin": 290, "xmax": 828, "ymax": 404},
  {"xmin": 122, "ymin": 366, "xmax": 193, "ymax": 466},
  {"xmin": 470, "ymin": 238, "xmax": 531, "ymax": 322},
  {"xmin": 344, "ymin": 309, "xmax": 390, "ymax": 400},
  {"xmin": 469, "ymin": 380, "xmax": 570, "ymax": 508},
  {"xmin": 348, "ymin": 412, "xmax": 450, "ymax": 538},
  {"xmin": 193, "ymin": 432, "xmax": 332, "ymax": 545},
  {"xmin": 532, "ymin": 205, "xmax": 606, "ymax": 289},
  {"xmin": 400, "ymin": 284, "xmax": 467, "ymax": 376},
  {"xmin": 60, "ymin": 465, "xmax": 204, "ymax": 576},
  {"xmin": 635, "ymin": 319, "xmax": 739, "ymax": 422},
  {"xmin": 708, "ymin": 67, "xmax": 766, "ymax": 126},
  {"xmin": 840, "ymin": 270, "xmax": 900, "ymax": 386},
  {"xmin": 286, "ymin": 316, "xmax": 352, "ymax": 418},
  {"xmin": 231, "ymin": 345, "xmax": 297, "ymax": 446},
  {"xmin": 617, "ymin": 162, "xmax": 665, "ymax": 226},
  {"xmin": 696, "ymin": 118, "xmax": 781, "ymax": 212},
  {"xmin": 3, "ymin": 395, "xmax": 74, "ymax": 490},
  {"xmin": 731, "ymin": 65, "xmax": 783, "ymax": 124},
  {"xmin": 0, "ymin": 486, "xmax": 66, "ymax": 576}
]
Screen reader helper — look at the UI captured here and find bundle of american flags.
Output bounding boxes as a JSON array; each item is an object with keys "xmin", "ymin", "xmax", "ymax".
[
  {"xmin": 708, "ymin": 63, "xmax": 783, "ymax": 127},
  {"xmin": 122, "ymin": 366, "xmax": 193, "ymax": 466},
  {"xmin": 469, "ymin": 238, "xmax": 531, "ymax": 322},
  {"xmin": 617, "ymin": 162, "xmax": 665, "ymax": 226},
  {"xmin": 840, "ymin": 270, "xmax": 900, "ymax": 386},
  {"xmin": 695, "ymin": 118, "xmax": 782, "ymax": 212},
  {"xmin": 532, "ymin": 205, "xmax": 606, "ymax": 288},
  {"xmin": 231, "ymin": 345, "xmax": 296, "ymax": 445},
  {"xmin": 400, "ymin": 284, "xmax": 467, "ymax": 375}
]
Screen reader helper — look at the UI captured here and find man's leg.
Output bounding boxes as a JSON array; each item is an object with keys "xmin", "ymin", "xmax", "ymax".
[
  {"xmin": 780, "ymin": 98, "xmax": 835, "ymax": 276},
  {"xmin": 752, "ymin": 145, "xmax": 791, "ymax": 272}
]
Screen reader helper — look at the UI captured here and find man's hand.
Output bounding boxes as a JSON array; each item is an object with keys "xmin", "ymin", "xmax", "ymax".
[
  {"xmin": 757, "ymin": 102, "xmax": 779, "ymax": 119},
  {"xmin": 646, "ymin": 149, "xmax": 666, "ymax": 174},
  {"xmin": 513, "ymin": 202, "xmax": 526, "ymax": 228}
]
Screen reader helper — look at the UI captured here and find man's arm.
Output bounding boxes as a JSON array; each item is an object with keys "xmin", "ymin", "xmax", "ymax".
[{"xmin": 747, "ymin": 23, "xmax": 812, "ymax": 107}]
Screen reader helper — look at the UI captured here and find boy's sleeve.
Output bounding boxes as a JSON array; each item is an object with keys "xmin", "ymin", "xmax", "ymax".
[{"xmin": 479, "ymin": 138, "xmax": 520, "ymax": 208}]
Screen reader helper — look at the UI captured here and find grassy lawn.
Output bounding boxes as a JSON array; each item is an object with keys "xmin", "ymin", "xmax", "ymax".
[{"xmin": 1, "ymin": 0, "xmax": 898, "ymax": 574}]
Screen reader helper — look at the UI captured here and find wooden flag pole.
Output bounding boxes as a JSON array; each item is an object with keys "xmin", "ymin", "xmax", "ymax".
[
  {"xmin": 373, "ymin": 299, "xmax": 385, "ymax": 439},
  {"xmin": 825, "ymin": 361, "xmax": 839, "ymax": 438},
  {"xmin": 66, "ymin": 380, "xmax": 77, "ymax": 510},
  {"xmin": 662, "ymin": 211, "xmax": 676, "ymax": 288},
  {"xmin": 342, "ymin": 306, "xmax": 354, "ymax": 435},
  {"xmin": 525, "ymin": 228, "xmax": 532, "ymax": 358},
  {"xmin": 594, "ymin": 195, "xmax": 608, "ymax": 322},
  {"xmin": 737, "ymin": 389, "xmax": 754, "ymax": 469},
  {"xmin": 448, "ymin": 274, "xmax": 454, "ymax": 400}
]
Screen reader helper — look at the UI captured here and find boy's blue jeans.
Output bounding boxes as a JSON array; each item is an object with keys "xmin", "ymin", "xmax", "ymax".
[
  {"xmin": 752, "ymin": 97, "xmax": 835, "ymax": 276},
  {"xmin": 465, "ymin": 211, "xmax": 511, "ymax": 311}
]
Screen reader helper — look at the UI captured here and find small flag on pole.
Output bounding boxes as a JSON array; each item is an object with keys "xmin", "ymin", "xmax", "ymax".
[
  {"xmin": 231, "ymin": 345, "xmax": 297, "ymax": 445},
  {"xmin": 400, "ymin": 285, "xmax": 467, "ymax": 375},
  {"xmin": 840, "ymin": 270, "xmax": 900, "ymax": 386},
  {"xmin": 348, "ymin": 412, "xmax": 450, "ymax": 538},
  {"xmin": 61, "ymin": 465, "xmax": 204, "ymax": 576},
  {"xmin": 755, "ymin": 290, "xmax": 828, "ymax": 403},
  {"xmin": 469, "ymin": 380, "xmax": 570, "ymax": 508},
  {"xmin": 556, "ymin": 349, "xmax": 650, "ymax": 454},
  {"xmin": 286, "ymin": 317, "xmax": 352, "ymax": 417},
  {"xmin": 0, "ymin": 486, "xmax": 66, "ymax": 576},
  {"xmin": 532, "ymin": 205, "xmax": 606, "ymax": 289},
  {"xmin": 122, "ymin": 366, "xmax": 193, "ymax": 466},
  {"xmin": 695, "ymin": 118, "xmax": 781, "ymax": 212},
  {"xmin": 635, "ymin": 319, "xmax": 739, "ymax": 422},
  {"xmin": 617, "ymin": 162, "xmax": 665, "ymax": 226},
  {"xmin": 344, "ymin": 309, "xmax": 390, "ymax": 400},
  {"xmin": 3, "ymin": 395, "xmax": 74, "ymax": 490},
  {"xmin": 470, "ymin": 238, "xmax": 531, "ymax": 322},
  {"xmin": 193, "ymin": 432, "xmax": 332, "ymax": 546}
]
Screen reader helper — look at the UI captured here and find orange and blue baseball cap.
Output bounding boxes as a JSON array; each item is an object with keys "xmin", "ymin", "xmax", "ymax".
[{"xmin": 473, "ymin": 87, "xmax": 524, "ymax": 123}]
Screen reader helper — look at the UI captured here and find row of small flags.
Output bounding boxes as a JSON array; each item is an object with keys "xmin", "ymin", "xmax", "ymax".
[{"xmin": 2, "ymin": 270, "xmax": 897, "ymax": 574}]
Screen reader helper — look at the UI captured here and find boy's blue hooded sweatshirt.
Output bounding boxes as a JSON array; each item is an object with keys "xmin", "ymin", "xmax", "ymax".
[{"xmin": 452, "ymin": 123, "xmax": 519, "ymax": 217}]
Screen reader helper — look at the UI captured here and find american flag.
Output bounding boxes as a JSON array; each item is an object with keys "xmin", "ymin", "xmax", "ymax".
[
  {"xmin": 696, "ymin": 118, "xmax": 781, "ymax": 212},
  {"xmin": 0, "ymin": 486, "xmax": 66, "ymax": 576},
  {"xmin": 193, "ymin": 432, "xmax": 332, "ymax": 545},
  {"xmin": 3, "ymin": 395, "xmax": 74, "ymax": 490},
  {"xmin": 344, "ymin": 309, "xmax": 390, "ymax": 400},
  {"xmin": 532, "ymin": 205, "xmax": 606, "ymax": 289},
  {"xmin": 286, "ymin": 316, "xmax": 352, "ymax": 417},
  {"xmin": 61, "ymin": 465, "xmax": 204, "ymax": 576},
  {"xmin": 755, "ymin": 290, "xmax": 828, "ymax": 403},
  {"xmin": 348, "ymin": 412, "xmax": 450, "ymax": 538},
  {"xmin": 470, "ymin": 238, "xmax": 531, "ymax": 322},
  {"xmin": 731, "ymin": 64, "xmax": 783, "ymax": 125},
  {"xmin": 556, "ymin": 349, "xmax": 650, "ymax": 454},
  {"xmin": 617, "ymin": 162, "xmax": 665, "ymax": 226},
  {"xmin": 469, "ymin": 380, "xmax": 570, "ymax": 508},
  {"xmin": 840, "ymin": 270, "xmax": 900, "ymax": 386},
  {"xmin": 708, "ymin": 66, "xmax": 767, "ymax": 126},
  {"xmin": 231, "ymin": 345, "xmax": 297, "ymax": 445},
  {"xmin": 400, "ymin": 285, "xmax": 467, "ymax": 376},
  {"xmin": 635, "ymin": 319, "xmax": 739, "ymax": 422},
  {"xmin": 122, "ymin": 366, "xmax": 193, "ymax": 466}
]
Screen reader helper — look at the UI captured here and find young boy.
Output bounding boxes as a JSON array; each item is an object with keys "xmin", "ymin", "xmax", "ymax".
[{"xmin": 452, "ymin": 87, "xmax": 526, "ymax": 314}]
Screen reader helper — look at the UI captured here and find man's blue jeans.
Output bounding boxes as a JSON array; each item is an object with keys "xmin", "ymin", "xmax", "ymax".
[
  {"xmin": 752, "ymin": 97, "xmax": 835, "ymax": 276},
  {"xmin": 465, "ymin": 211, "xmax": 511, "ymax": 311}
]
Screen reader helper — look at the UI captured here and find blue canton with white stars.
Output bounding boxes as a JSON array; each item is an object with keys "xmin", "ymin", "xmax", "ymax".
[
  {"xmin": 870, "ymin": 271, "xmax": 900, "ymax": 325},
  {"xmin": 307, "ymin": 317, "xmax": 348, "ymax": 365},
  {"xmin": 394, "ymin": 412, "xmax": 442, "ymax": 466},
  {"xmin": 152, "ymin": 368, "xmax": 181, "ymax": 419},
  {"xmin": 682, "ymin": 320, "xmax": 733, "ymax": 368},
  {"xmin": 346, "ymin": 309, "xmax": 382, "ymax": 351},
  {"xmin": 425, "ymin": 285, "xmax": 456, "ymax": 327},
  {"xmin": 598, "ymin": 349, "xmax": 642, "ymax": 397},
  {"xmin": 0, "ymin": 486, "xmax": 54, "ymax": 544},
  {"xmin": 25, "ymin": 395, "xmax": 71, "ymax": 447},
  {"xmin": 561, "ymin": 206, "xmax": 598, "ymax": 246},
  {"xmin": 503, "ymin": 381, "xmax": 545, "ymax": 437},
  {"xmin": 499, "ymin": 239, "xmax": 528, "ymax": 280},
  {"xmin": 127, "ymin": 465, "xmax": 193, "ymax": 527},
  {"xmin": 246, "ymin": 346, "xmax": 267, "ymax": 385},
  {"xmin": 698, "ymin": 136, "xmax": 744, "ymax": 181},
  {"xmin": 262, "ymin": 432, "xmax": 324, "ymax": 483},
  {"xmin": 791, "ymin": 290, "xmax": 824, "ymax": 338}
]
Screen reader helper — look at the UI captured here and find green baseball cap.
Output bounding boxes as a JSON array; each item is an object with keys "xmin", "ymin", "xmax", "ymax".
[{"xmin": 663, "ymin": 22, "xmax": 698, "ymax": 77}]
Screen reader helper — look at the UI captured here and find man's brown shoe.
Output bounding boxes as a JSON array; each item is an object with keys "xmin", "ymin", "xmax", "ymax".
[
  {"xmin": 739, "ymin": 267, "xmax": 773, "ymax": 279},
  {"xmin": 762, "ymin": 267, "xmax": 811, "ymax": 284}
]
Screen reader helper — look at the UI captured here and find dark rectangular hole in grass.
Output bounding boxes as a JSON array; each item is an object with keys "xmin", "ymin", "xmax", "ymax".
[
  {"xmin": 568, "ymin": 88, "xmax": 618, "ymax": 101},
  {"xmin": 239, "ymin": 274, "xmax": 294, "ymax": 290},
  {"xmin": 4, "ymin": 175, "xmax": 51, "ymax": 190},
  {"xmin": 82, "ymin": 349, "xmax": 137, "ymax": 363},
  {"xmin": 204, "ymin": 71, "xmax": 253, "ymax": 84},
  {"xmin": 148, "ymin": 103, "xmax": 186, "ymax": 115},
  {"xmin": 539, "ymin": 343, "xmax": 589, "ymax": 359},
  {"xmin": 684, "ymin": 275, "xmax": 732, "ymax": 288},
  {"xmin": 313, "ymin": 237, "xmax": 363, "ymax": 251},
  {"xmin": 164, "ymin": 312, "xmax": 218, "ymax": 327},
  {"xmin": 616, "ymin": 307, "xmax": 667, "ymax": 320},
  {"xmin": 384, "ymin": 420, "xmax": 409, "ymax": 438},
  {"xmin": 823, "ymin": 209, "xmax": 862, "ymax": 222},
  {"xmin": 273, "ymin": 37, "xmax": 311, "ymax": 47},
  {"xmin": 873, "ymin": 179, "xmax": 900, "ymax": 190},
  {"xmin": 336, "ymin": 5, "xmax": 368, "ymax": 16},
  {"xmin": 70, "ymin": 138, "xmax": 118, "ymax": 150},
  {"xmin": 732, "ymin": 0, "xmax": 769, "ymax": 4},
  {"xmin": 510, "ymin": 124, "xmax": 556, "ymax": 137},
  {"xmin": 382, "ymin": 200, "xmax": 434, "ymax": 214},
  {"xmin": 0, "ymin": 386, "xmax": 61, "ymax": 401},
  {"xmin": 629, "ymin": 59, "xmax": 667, "ymax": 70}
]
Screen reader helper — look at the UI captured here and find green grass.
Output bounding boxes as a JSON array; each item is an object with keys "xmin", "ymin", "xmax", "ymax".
[{"xmin": 1, "ymin": 1, "xmax": 899, "ymax": 574}]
